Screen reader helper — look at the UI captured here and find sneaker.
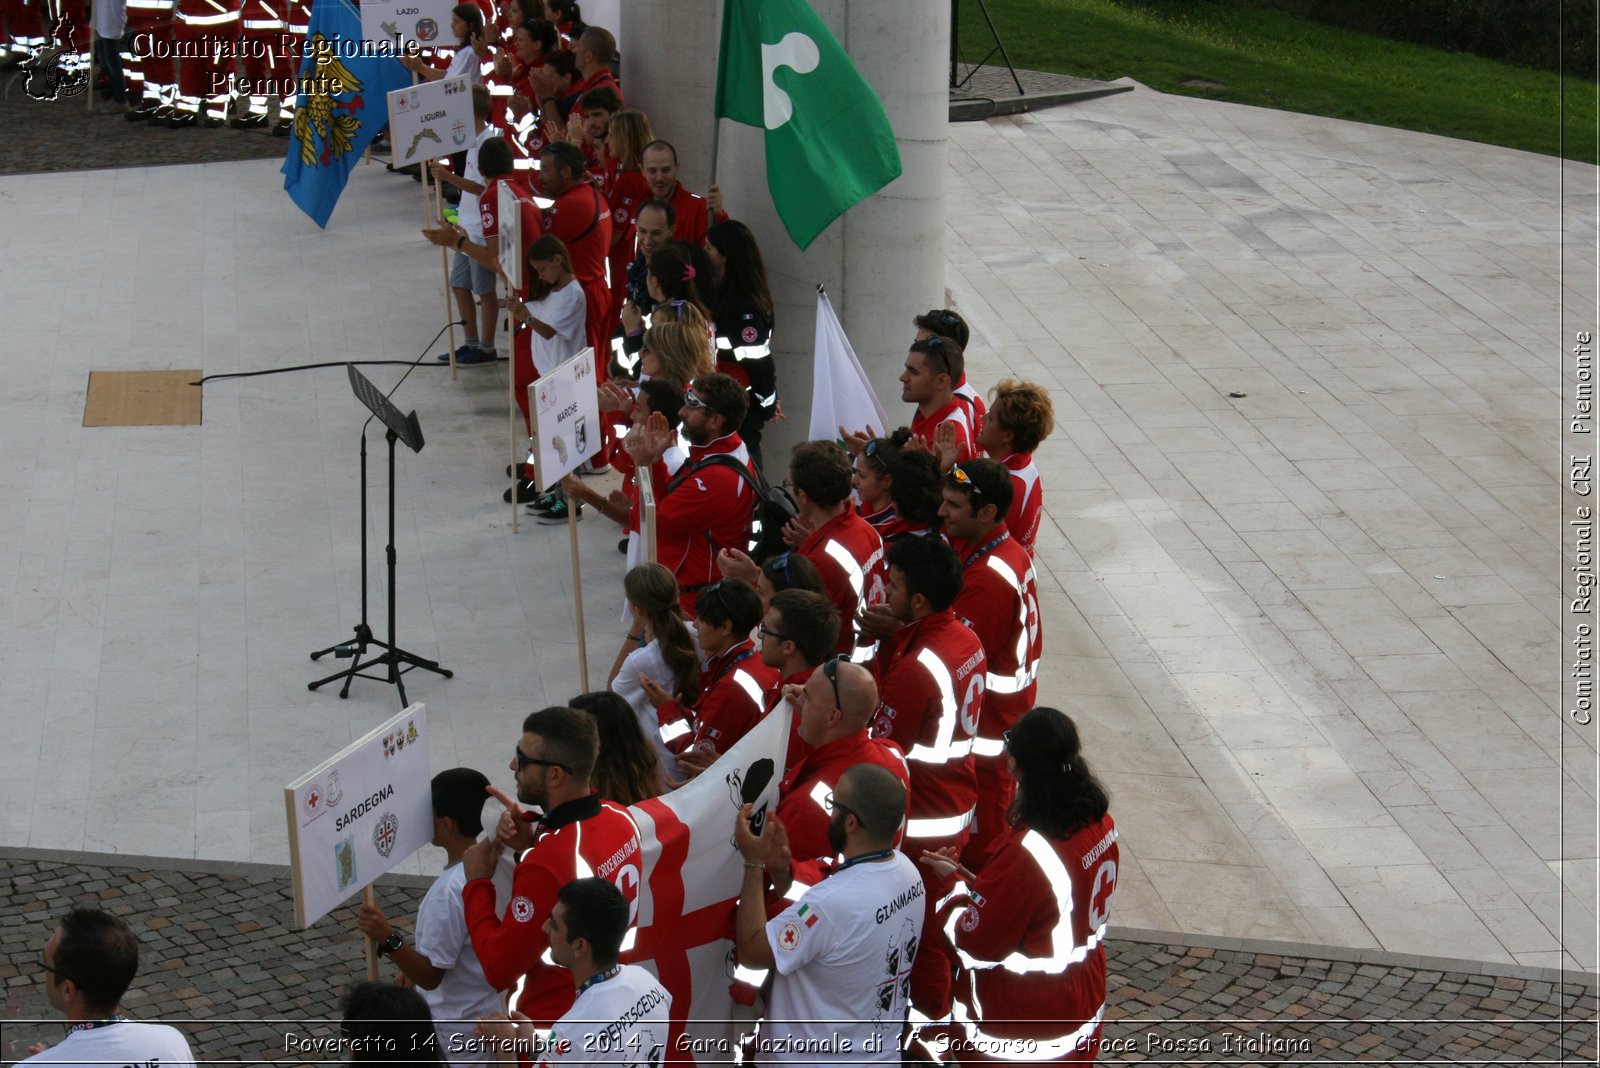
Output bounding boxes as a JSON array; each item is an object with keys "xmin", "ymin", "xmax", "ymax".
[
  {"xmin": 536, "ymin": 498, "xmax": 580, "ymax": 524},
  {"xmin": 437, "ymin": 344, "xmax": 488, "ymax": 364},
  {"xmin": 454, "ymin": 347, "xmax": 497, "ymax": 366},
  {"xmin": 502, "ymin": 480, "xmax": 541, "ymax": 504},
  {"xmin": 525, "ymin": 490, "xmax": 561, "ymax": 515}
]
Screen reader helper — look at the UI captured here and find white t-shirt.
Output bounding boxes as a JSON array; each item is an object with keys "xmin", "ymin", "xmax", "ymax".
[
  {"xmin": 446, "ymin": 44, "xmax": 484, "ymax": 84},
  {"xmin": 459, "ymin": 125, "xmax": 496, "ymax": 243},
  {"xmin": 416, "ymin": 859, "xmax": 514, "ymax": 1066},
  {"xmin": 763, "ymin": 852, "xmax": 926, "ymax": 1064},
  {"xmin": 19, "ymin": 1020, "xmax": 195, "ymax": 1067},
  {"xmin": 537, "ymin": 965, "xmax": 670, "ymax": 1067},
  {"xmin": 612, "ymin": 640, "xmax": 682, "ymax": 783},
  {"xmin": 529, "ymin": 279, "xmax": 586, "ymax": 375},
  {"xmin": 92, "ymin": 0, "xmax": 128, "ymax": 40}
]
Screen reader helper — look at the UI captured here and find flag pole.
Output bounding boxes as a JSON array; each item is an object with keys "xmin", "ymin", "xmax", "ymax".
[
  {"xmin": 435, "ymin": 174, "xmax": 458, "ymax": 380},
  {"xmin": 708, "ymin": 116, "xmax": 721, "ymax": 188},
  {"xmin": 508, "ymin": 277, "xmax": 519, "ymax": 534}
]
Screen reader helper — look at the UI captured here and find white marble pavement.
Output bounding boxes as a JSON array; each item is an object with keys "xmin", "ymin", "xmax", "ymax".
[{"xmin": 0, "ymin": 80, "xmax": 1592, "ymax": 972}]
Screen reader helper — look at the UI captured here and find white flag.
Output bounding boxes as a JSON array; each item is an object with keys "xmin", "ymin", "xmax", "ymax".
[
  {"xmin": 809, "ymin": 287, "xmax": 889, "ymax": 443},
  {"xmin": 622, "ymin": 707, "xmax": 791, "ymax": 1060}
]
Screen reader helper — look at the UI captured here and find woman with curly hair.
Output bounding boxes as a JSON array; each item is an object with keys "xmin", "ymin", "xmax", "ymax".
[
  {"xmin": 609, "ymin": 563, "xmax": 699, "ymax": 782},
  {"xmin": 569, "ymin": 690, "xmax": 665, "ymax": 802},
  {"xmin": 923, "ymin": 707, "xmax": 1118, "ymax": 1063}
]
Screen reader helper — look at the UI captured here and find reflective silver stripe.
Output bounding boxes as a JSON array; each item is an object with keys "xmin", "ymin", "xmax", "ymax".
[
  {"xmin": 242, "ymin": 19, "xmax": 285, "ymax": 28},
  {"xmin": 783, "ymin": 877, "xmax": 811, "ymax": 902},
  {"xmin": 731, "ymin": 668, "xmax": 765, "ymax": 708},
  {"xmin": 822, "ymin": 539, "xmax": 866, "ymax": 601},
  {"xmin": 179, "ymin": 10, "xmax": 241, "ymax": 24},
  {"xmin": 732, "ymin": 343, "xmax": 770, "ymax": 361},
  {"xmin": 809, "ymin": 780, "xmax": 831, "ymax": 817},
  {"xmin": 733, "ymin": 964, "xmax": 768, "ymax": 986},
  {"xmin": 904, "ymin": 807, "xmax": 974, "ymax": 839},
  {"xmin": 982, "ymin": 554, "xmax": 1038, "ymax": 695},
  {"xmin": 659, "ymin": 718, "xmax": 691, "ymax": 744},
  {"xmin": 951, "ymin": 829, "xmax": 1106, "ymax": 976},
  {"xmin": 961, "ymin": 1006, "xmax": 1104, "ymax": 1061},
  {"xmin": 904, "ymin": 647, "xmax": 969, "ymax": 764},
  {"xmin": 971, "ymin": 735, "xmax": 1005, "ymax": 757}
]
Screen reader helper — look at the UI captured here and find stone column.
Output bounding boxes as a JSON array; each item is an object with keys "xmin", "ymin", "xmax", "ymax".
[{"xmin": 619, "ymin": 0, "xmax": 949, "ymax": 462}]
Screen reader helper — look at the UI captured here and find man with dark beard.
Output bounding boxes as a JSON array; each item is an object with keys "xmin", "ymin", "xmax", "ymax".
[
  {"xmin": 734, "ymin": 763, "xmax": 925, "ymax": 1064},
  {"xmin": 461, "ymin": 706, "xmax": 642, "ymax": 1028}
]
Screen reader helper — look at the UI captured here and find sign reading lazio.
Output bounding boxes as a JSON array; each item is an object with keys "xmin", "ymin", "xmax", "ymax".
[
  {"xmin": 360, "ymin": 0, "xmax": 460, "ymax": 50},
  {"xmin": 529, "ymin": 347, "xmax": 601, "ymax": 492},
  {"xmin": 387, "ymin": 74, "xmax": 474, "ymax": 168},
  {"xmin": 285, "ymin": 703, "xmax": 434, "ymax": 928}
]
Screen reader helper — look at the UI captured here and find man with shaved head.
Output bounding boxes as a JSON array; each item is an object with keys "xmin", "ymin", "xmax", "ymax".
[
  {"xmin": 771, "ymin": 658, "xmax": 909, "ymax": 899},
  {"xmin": 734, "ymin": 762, "xmax": 923, "ymax": 1063}
]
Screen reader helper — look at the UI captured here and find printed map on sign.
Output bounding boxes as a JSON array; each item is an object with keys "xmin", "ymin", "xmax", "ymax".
[
  {"xmin": 387, "ymin": 75, "xmax": 473, "ymax": 167},
  {"xmin": 529, "ymin": 347, "xmax": 600, "ymax": 492},
  {"xmin": 285, "ymin": 703, "xmax": 433, "ymax": 927},
  {"xmin": 360, "ymin": 0, "xmax": 460, "ymax": 50}
]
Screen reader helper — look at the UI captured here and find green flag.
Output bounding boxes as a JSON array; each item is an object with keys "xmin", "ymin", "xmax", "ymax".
[{"xmin": 714, "ymin": 0, "xmax": 903, "ymax": 249}]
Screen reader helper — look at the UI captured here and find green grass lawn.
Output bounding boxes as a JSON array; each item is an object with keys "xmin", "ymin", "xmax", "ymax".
[{"xmin": 956, "ymin": 0, "xmax": 1597, "ymax": 162}]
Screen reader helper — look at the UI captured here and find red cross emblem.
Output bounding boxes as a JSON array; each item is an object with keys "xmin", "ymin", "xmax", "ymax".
[{"xmin": 777, "ymin": 921, "xmax": 801, "ymax": 951}]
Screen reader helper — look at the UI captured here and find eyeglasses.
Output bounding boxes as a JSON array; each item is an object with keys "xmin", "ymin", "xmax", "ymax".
[
  {"xmin": 757, "ymin": 622, "xmax": 792, "ymax": 643},
  {"xmin": 513, "ymin": 745, "xmax": 570, "ymax": 774},
  {"xmin": 951, "ymin": 464, "xmax": 983, "ymax": 496},
  {"xmin": 683, "ymin": 390, "xmax": 708, "ymax": 410},
  {"xmin": 39, "ymin": 959, "xmax": 75, "ymax": 986},
  {"xmin": 823, "ymin": 791, "xmax": 856, "ymax": 822},
  {"xmin": 821, "ymin": 656, "xmax": 843, "ymax": 711}
]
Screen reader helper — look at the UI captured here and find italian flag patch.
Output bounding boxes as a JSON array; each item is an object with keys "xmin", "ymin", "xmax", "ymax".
[{"xmin": 798, "ymin": 904, "xmax": 819, "ymax": 928}]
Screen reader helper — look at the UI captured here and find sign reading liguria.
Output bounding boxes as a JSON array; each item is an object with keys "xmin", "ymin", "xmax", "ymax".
[
  {"xmin": 387, "ymin": 74, "xmax": 475, "ymax": 168},
  {"xmin": 285, "ymin": 703, "xmax": 434, "ymax": 927}
]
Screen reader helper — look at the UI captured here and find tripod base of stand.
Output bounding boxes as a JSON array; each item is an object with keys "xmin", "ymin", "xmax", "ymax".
[{"xmin": 310, "ymin": 624, "xmax": 453, "ymax": 706}]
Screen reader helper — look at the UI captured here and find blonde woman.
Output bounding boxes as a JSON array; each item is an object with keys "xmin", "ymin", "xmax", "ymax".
[
  {"xmin": 640, "ymin": 321, "xmax": 715, "ymax": 389},
  {"xmin": 609, "ymin": 563, "xmax": 700, "ymax": 783}
]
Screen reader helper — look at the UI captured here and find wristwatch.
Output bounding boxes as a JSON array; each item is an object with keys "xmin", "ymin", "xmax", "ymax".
[{"xmin": 376, "ymin": 931, "xmax": 404, "ymax": 957}]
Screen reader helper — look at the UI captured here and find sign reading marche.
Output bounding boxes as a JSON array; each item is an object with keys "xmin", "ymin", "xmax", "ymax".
[
  {"xmin": 387, "ymin": 74, "xmax": 474, "ymax": 168},
  {"xmin": 360, "ymin": 0, "xmax": 458, "ymax": 49},
  {"xmin": 285, "ymin": 704, "xmax": 433, "ymax": 928},
  {"xmin": 714, "ymin": 0, "xmax": 902, "ymax": 248},
  {"xmin": 529, "ymin": 347, "xmax": 601, "ymax": 491}
]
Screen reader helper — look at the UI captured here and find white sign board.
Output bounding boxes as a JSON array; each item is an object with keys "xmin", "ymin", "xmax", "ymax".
[
  {"xmin": 499, "ymin": 181, "xmax": 523, "ymax": 291},
  {"xmin": 285, "ymin": 703, "xmax": 434, "ymax": 928},
  {"xmin": 361, "ymin": 0, "xmax": 459, "ymax": 50},
  {"xmin": 387, "ymin": 74, "xmax": 474, "ymax": 167},
  {"xmin": 529, "ymin": 347, "xmax": 600, "ymax": 491}
]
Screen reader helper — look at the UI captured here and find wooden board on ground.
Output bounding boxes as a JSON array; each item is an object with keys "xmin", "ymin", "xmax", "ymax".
[{"xmin": 83, "ymin": 370, "xmax": 202, "ymax": 427}]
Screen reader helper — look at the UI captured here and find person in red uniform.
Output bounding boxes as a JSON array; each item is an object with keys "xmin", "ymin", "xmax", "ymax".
[
  {"xmin": 977, "ymin": 379, "xmax": 1054, "ymax": 558},
  {"xmin": 640, "ymin": 140, "xmax": 712, "ymax": 246},
  {"xmin": 642, "ymin": 578, "xmax": 779, "ymax": 762},
  {"xmin": 538, "ymin": 140, "xmax": 613, "ymax": 370},
  {"xmin": 788, "ymin": 441, "xmax": 884, "ymax": 656},
  {"xmin": 868, "ymin": 534, "xmax": 985, "ymax": 1018},
  {"xmin": 924, "ymin": 708, "xmax": 1118, "ymax": 1063},
  {"xmin": 914, "ymin": 308, "xmax": 986, "ymax": 425},
  {"xmin": 748, "ymin": 589, "xmax": 839, "ymax": 778},
  {"xmin": 569, "ymin": 26, "xmax": 619, "ymax": 103},
  {"xmin": 938, "ymin": 459, "xmax": 1041, "ymax": 871},
  {"xmin": 901, "ymin": 336, "xmax": 975, "ymax": 461},
  {"xmin": 774, "ymin": 657, "xmax": 908, "ymax": 897},
  {"xmin": 624, "ymin": 373, "xmax": 752, "ymax": 614},
  {"xmin": 461, "ymin": 705, "xmax": 643, "ymax": 1027}
]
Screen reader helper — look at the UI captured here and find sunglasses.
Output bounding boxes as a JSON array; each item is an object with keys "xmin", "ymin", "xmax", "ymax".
[
  {"xmin": 513, "ymin": 744, "xmax": 571, "ymax": 774},
  {"xmin": 822, "ymin": 656, "xmax": 843, "ymax": 710},
  {"xmin": 39, "ymin": 959, "xmax": 75, "ymax": 986},
  {"xmin": 767, "ymin": 552, "xmax": 793, "ymax": 587},
  {"xmin": 822, "ymin": 790, "xmax": 856, "ymax": 822},
  {"xmin": 699, "ymin": 581, "xmax": 729, "ymax": 618},
  {"xmin": 951, "ymin": 464, "xmax": 984, "ymax": 496},
  {"xmin": 917, "ymin": 337, "xmax": 954, "ymax": 377},
  {"xmin": 683, "ymin": 390, "xmax": 709, "ymax": 410}
]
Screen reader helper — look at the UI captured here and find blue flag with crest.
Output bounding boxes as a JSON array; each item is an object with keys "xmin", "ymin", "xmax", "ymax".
[{"xmin": 281, "ymin": 0, "xmax": 411, "ymax": 228}]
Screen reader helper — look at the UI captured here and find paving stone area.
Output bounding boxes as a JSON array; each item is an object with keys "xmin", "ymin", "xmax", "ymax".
[
  {"xmin": 0, "ymin": 89, "xmax": 288, "ymax": 176},
  {"xmin": 2, "ymin": 851, "xmax": 1593, "ymax": 1064}
]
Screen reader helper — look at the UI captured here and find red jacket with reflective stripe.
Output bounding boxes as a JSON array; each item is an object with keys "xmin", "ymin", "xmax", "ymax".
[
  {"xmin": 868, "ymin": 611, "xmax": 985, "ymax": 841},
  {"xmin": 462, "ymin": 796, "xmax": 641, "ymax": 1026},
  {"xmin": 777, "ymin": 730, "xmax": 909, "ymax": 873},
  {"xmin": 649, "ymin": 435, "xmax": 752, "ymax": 601},
  {"xmin": 799, "ymin": 504, "xmax": 884, "ymax": 655},
  {"xmin": 1001, "ymin": 453, "xmax": 1044, "ymax": 556},
  {"xmin": 656, "ymin": 640, "xmax": 780, "ymax": 753},
  {"xmin": 949, "ymin": 816, "xmax": 1118, "ymax": 1039},
  {"xmin": 953, "ymin": 527, "xmax": 1041, "ymax": 743}
]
